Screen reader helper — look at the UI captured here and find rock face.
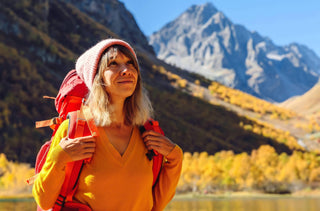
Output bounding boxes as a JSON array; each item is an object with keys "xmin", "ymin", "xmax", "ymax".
[
  {"xmin": 61, "ymin": 0, "xmax": 155, "ymax": 54},
  {"xmin": 149, "ymin": 3, "xmax": 320, "ymax": 102}
]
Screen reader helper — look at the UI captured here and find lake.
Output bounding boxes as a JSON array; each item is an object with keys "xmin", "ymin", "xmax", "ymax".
[{"xmin": 1, "ymin": 196, "xmax": 320, "ymax": 211}]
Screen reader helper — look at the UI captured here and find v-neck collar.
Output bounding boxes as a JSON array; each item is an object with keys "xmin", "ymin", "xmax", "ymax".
[{"xmin": 98, "ymin": 126, "xmax": 136, "ymax": 166}]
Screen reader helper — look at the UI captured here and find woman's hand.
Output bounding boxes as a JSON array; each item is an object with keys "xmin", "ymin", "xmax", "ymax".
[
  {"xmin": 59, "ymin": 136, "xmax": 96, "ymax": 161},
  {"xmin": 142, "ymin": 130, "xmax": 176, "ymax": 157}
]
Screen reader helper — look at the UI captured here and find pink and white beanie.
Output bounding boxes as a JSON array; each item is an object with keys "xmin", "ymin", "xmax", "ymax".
[{"xmin": 75, "ymin": 38, "xmax": 137, "ymax": 90}]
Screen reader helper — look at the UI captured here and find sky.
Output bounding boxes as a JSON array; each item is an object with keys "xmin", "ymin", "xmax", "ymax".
[{"xmin": 120, "ymin": 0, "xmax": 320, "ymax": 57}]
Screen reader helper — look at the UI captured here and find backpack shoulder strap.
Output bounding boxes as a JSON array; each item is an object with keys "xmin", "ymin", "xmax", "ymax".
[
  {"xmin": 152, "ymin": 150, "xmax": 163, "ymax": 187},
  {"xmin": 52, "ymin": 111, "xmax": 86, "ymax": 211},
  {"xmin": 142, "ymin": 119, "xmax": 164, "ymax": 187}
]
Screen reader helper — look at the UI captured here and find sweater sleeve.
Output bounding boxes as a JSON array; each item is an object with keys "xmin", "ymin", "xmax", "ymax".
[
  {"xmin": 152, "ymin": 145, "xmax": 183, "ymax": 211},
  {"xmin": 32, "ymin": 120, "xmax": 72, "ymax": 210}
]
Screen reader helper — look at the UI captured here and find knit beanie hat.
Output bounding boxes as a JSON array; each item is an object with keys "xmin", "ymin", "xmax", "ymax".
[{"xmin": 76, "ymin": 38, "xmax": 137, "ymax": 90}]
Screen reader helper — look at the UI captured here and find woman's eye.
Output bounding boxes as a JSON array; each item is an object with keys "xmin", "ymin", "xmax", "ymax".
[
  {"xmin": 127, "ymin": 60, "xmax": 134, "ymax": 66},
  {"xmin": 109, "ymin": 61, "xmax": 118, "ymax": 66}
]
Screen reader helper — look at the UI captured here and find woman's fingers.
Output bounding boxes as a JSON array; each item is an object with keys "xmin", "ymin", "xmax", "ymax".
[
  {"xmin": 78, "ymin": 135, "xmax": 95, "ymax": 143},
  {"xmin": 141, "ymin": 130, "xmax": 162, "ymax": 139},
  {"xmin": 60, "ymin": 136, "xmax": 96, "ymax": 161},
  {"xmin": 142, "ymin": 131, "xmax": 175, "ymax": 156}
]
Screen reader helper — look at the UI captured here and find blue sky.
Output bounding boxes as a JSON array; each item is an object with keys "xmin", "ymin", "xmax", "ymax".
[{"xmin": 120, "ymin": 0, "xmax": 320, "ymax": 57}]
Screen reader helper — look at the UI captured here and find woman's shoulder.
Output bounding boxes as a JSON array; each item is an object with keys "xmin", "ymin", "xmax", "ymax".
[
  {"xmin": 57, "ymin": 119, "xmax": 69, "ymax": 135},
  {"xmin": 51, "ymin": 119, "xmax": 69, "ymax": 145},
  {"xmin": 60, "ymin": 119, "xmax": 69, "ymax": 129}
]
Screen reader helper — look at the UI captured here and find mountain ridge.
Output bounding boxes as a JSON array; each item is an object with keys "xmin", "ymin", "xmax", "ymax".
[{"xmin": 61, "ymin": 0, "xmax": 155, "ymax": 54}]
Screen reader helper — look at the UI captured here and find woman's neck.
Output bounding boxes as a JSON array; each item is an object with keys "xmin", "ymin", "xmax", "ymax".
[{"xmin": 109, "ymin": 98, "xmax": 126, "ymax": 126}]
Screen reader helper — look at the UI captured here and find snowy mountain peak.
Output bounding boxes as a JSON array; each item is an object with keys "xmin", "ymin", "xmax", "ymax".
[
  {"xmin": 149, "ymin": 3, "xmax": 320, "ymax": 102},
  {"xmin": 186, "ymin": 2, "xmax": 219, "ymax": 25}
]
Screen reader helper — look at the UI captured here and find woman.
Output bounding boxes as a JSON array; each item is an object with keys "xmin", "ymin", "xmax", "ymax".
[{"xmin": 33, "ymin": 39, "xmax": 183, "ymax": 211}]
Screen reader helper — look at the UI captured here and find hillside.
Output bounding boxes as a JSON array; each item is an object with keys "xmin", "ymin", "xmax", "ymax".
[
  {"xmin": 0, "ymin": 0, "xmax": 310, "ymax": 166},
  {"xmin": 0, "ymin": 0, "xmax": 118, "ymax": 162},
  {"xmin": 280, "ymin": 82, "xmax": 320, "ymax": 116},
  {"xmin": 279, "ymin": 81, "xmax": 320, "ymax": 150}
]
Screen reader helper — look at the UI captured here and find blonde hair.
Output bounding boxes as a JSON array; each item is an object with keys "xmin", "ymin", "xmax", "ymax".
[{"xmin": 85, "ymin": 45, "xmax": 153, "ymax": 126}]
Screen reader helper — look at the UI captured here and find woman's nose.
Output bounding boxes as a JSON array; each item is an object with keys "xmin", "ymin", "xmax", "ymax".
[{"xmin": 120, "ymin": 65, "xmax": 133, "ymax": 76}]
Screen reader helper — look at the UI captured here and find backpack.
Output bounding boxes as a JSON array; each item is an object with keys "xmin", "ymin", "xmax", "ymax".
[{"xmin": 28, "ymin": 70, "xmax": 164, "ymax": 211}]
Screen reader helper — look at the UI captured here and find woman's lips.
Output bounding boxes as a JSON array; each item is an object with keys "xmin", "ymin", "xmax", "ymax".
[{"xmin": 117, "ymin": 79, "xmax": 134, "ymax": 84}]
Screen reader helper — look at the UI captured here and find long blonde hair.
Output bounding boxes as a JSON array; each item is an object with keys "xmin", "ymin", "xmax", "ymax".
[{"xmin": 85, "ymin": 45, "xmax": 153, "ymax": 126}]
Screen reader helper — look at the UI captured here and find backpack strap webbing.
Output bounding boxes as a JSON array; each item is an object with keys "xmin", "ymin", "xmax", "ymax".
[{"xmin": 35, "ymin": 117, "xmax": 64, "ymax": 130}]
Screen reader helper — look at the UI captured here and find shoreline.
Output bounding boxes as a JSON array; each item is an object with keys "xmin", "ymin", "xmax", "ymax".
[{"xmin": 173, "ymin": 190, "xmax": 320, "ymax": 200}]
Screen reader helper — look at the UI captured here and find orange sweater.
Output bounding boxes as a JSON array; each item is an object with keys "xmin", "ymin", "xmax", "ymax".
[{"xmin": 33, "ymin": 120, "xmax": 183, "ymax": 211}]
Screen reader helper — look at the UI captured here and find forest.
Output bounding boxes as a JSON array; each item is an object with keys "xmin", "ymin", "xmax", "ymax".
[{"xmin": 2, "ymin": 144, "xmax": 320, "ymax": 196}]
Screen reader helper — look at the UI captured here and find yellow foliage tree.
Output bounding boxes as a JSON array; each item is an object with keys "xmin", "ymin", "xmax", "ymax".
[
  {"xmin": 177, "ymin": 146, "xmax": 320, "ymax": 194},
  {"xmin": 0, "ymin": 153, "xmax": 34, "ymax": 194}
]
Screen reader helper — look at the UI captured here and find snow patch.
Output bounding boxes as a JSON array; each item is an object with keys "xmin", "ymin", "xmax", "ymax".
[{"xmin": 266, "ymin": 53, "xmax": 286, "ymax": 61}]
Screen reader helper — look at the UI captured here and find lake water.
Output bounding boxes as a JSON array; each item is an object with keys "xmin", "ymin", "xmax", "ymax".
[
  {"xmin": 1, "ymin": 196, "xmax": 320, "ymax": 211},
  {"xmin": 165, "ymin": 196, "xmax": 320, "ymax": 211}
]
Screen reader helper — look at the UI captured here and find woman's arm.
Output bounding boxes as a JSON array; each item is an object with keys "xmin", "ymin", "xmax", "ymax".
[
  {"xmin": 32, "ymin": 120, "xmax": 71, "ymax": 210},
  {"xmin": 142, "ymin": 131, "xmax": 183, "ymax": 210}
]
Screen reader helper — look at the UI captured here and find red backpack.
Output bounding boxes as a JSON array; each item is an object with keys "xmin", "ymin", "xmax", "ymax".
[{"xmin": 28, "ymin": 70, "xmax": 164, "ymax": 211}]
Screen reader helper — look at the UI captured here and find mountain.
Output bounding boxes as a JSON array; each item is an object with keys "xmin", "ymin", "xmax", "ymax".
[
  {"xmin": 0, "ymin": 0, "xmax": 298, "ymax": 164},
  {"xmin": 149, "ymin": 2, "xmax": 320, "ymax": 102}
]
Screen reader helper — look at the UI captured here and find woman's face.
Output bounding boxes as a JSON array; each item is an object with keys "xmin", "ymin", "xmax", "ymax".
[{"xmin": 102, "ymin": 51, "xmax": 138, "ymax": 102}]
